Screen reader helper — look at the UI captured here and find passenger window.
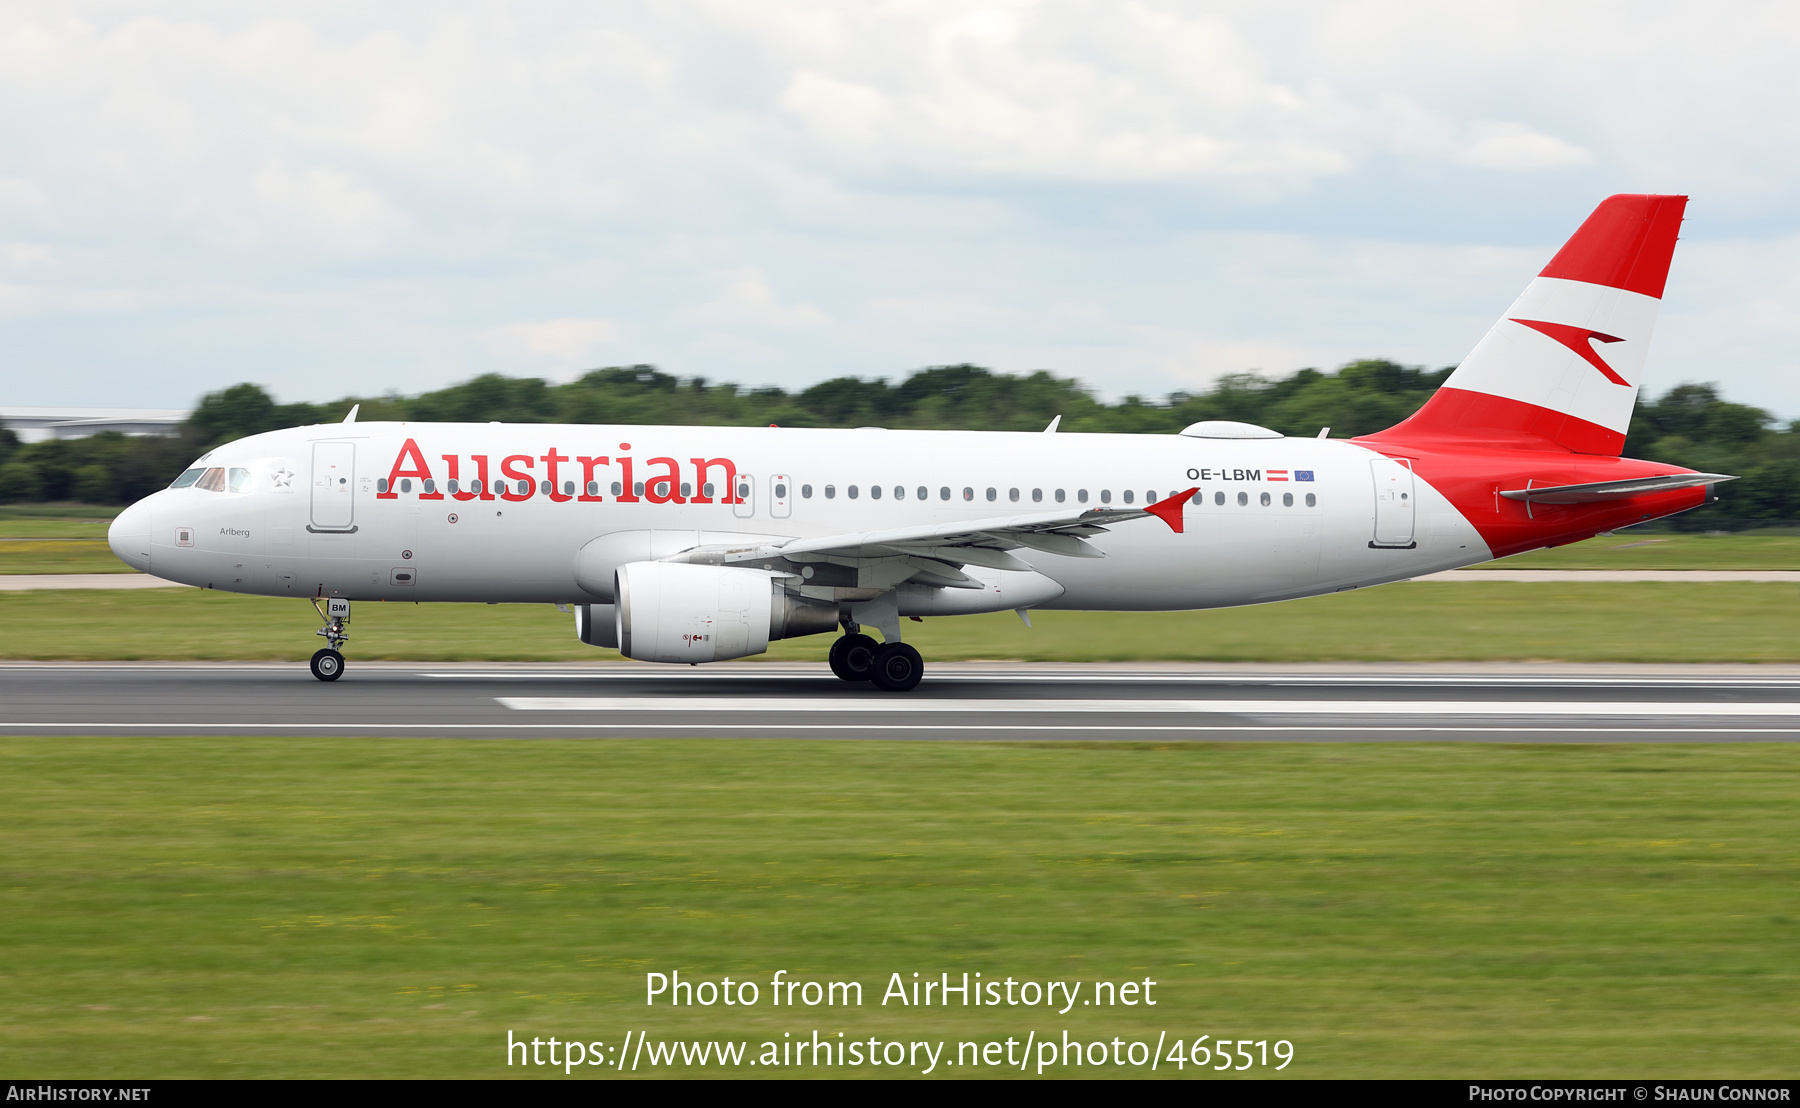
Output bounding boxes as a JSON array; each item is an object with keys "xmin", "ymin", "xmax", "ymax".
[
  {"xmin": 611, "ymin": 481, "xmax": 623, "ymax": 496},
  {"xmin": 963, "ymin": 487, "xmax": 973, "ymax": 501},
  {"xmin": 586, "ymin": 481, "xmax": 598, "ymax": 496},
  {"xmin": 849, "ymin": 485, "xmax": 860, "ymax": 499},
  {"xmin": 1122, "ymin": 490, "xmax": 1133, "ymax": 504},
  {"xmin": 825, "ymin": 485, "xmax": 836, "ymax": 498},
  {"xmin": 169, "ymin": 468, "xmax": 204, "ymax": 489},
  {"xmin": 449, "ymin": 479, "xmax": 461, "ymax": 494},
  {"xmin": 564, "ymin": 481, "xmax": 575, "ymax": 496},
  {"xmin": 1055, "ymin": 489, "xmax": 1065, "ymax": 503},
  {"xmin": 1100, "ymin": 490, "xmax": 1111, "ymax": 504},
  {"xmin": 228, "ymin": 468, "xmax": 252, "ymax": 492},
  {"xmin": 985, "ymin": 487, "xmax": 996, "ymax": 501},
  {"xmin": 917, "ymin": 486, "xmax": 928, "ymax": 500},
  {"xmin": 1305, "ymin": 493, "xmax": 1316, "ymax": 508},
  {"xmin": 870, "ymin": 485, "xmax": 881, "ymax": 499},
  {"xmin": 635, "ymin": 481, "xmax": 645, "ymax": 497},
  {"xmin": 1260, "ymin": 491, "xmax": 1271, "ymax": 506},
  {"xmin": 1147, "ymin": 490, "xmax": 1156, "ymax": 503},
  {"xmin": 196, "ymin": 468, "xmax": 227, "ymax": 492},
  {"xmin": 518, "ymin": 480, "xmax": 530, "ymax": 495},
  {"xmin": 377, "ymin": 478, "xmax": 389, "ymax": 494},
  {"xmin": 496, "ymin": 480, "xmax": 508, "ymax": 495},
  {"xmin": 774, "ymin": 482, "xmax": 787, "ymax": 498},
  {"xmin": 736, "ymin": 482, "xmax": 749, "ymax": 499},
  {"xmin": 425, "ymin": 479, "xmax": 439, "ymax": 495},
  {"xmin": 1077, "ymin": 489, "xmax": 1088, "ymax": 503},
  {"xmin": 894, "ymin": 486, "xmax": 904, "ymax": 500},
  {"xmin": 681, "ymin": 482, "xmax": 692, "ymax": 498},
  {"xmin": 703, "ymin": 482, "xmax": 716, "ymax": 499},
  {"xmin": 801, "ymin": 484, "xmax": 813, "ymax": 498},
  {"xmin": 1283, "ymin": 492, "xmax": 1293, "ymax": 507},
  {"xmin": 1008, "ymin": 488, "xmax": 1019, "ymax": 502},
  {"xmin": 1214, "ymin": 491, "xmax": 1225, "ymax": 505},
  {"xmin": 1237, "ymin": 491, "xmax": 1248, "ymax": 506},
  {"xmin": 539, "ymin": 480, "xmax": 550, "ymax": 495},
  {"xmin": 939, "ymin": 487, "xmax": 950, "ymax": 500},
  {"xmin": 401, "ymin": 478, "xmax": 413, "ymax": 493},
  {"xmin": 1032, "ymin": 489, "xmax": 1042, "ymax": 502}
]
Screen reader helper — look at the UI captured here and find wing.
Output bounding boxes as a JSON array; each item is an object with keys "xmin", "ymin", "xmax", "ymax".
[{"xmin": 663, "ymin": 487, "xmax": 1199, "ymax": 590}]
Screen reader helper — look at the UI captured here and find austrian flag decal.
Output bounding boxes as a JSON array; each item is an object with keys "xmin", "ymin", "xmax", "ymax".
[{"xmin": 1267, "ymin": 470, "xmax": 1289, "ymax": 482}]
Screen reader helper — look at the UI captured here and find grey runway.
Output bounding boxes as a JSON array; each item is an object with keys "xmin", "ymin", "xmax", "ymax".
[{"xmin": 6, "ymin": 661, "xmax": 1800, "ymax": 740}]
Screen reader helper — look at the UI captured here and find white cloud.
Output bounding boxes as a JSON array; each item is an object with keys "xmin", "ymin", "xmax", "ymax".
[
  {"xmin": 483, "ymin": 317, "xmax": 618, "ymax": 364},
  {"xmin": 0, "ymin": 1, "xmax": 1796, "ymax": 415},
  {"xmin": 696, "ymin": 269, "xmax": 830, "ymax": 329},
  {"xmin": 1453, "ymin": 122, "xmax": 1594, "ymax": 171}
]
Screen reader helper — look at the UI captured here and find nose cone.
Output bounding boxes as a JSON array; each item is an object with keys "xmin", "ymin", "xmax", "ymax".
[{"xmin": 108, "ymin": 498, "xmax": 153, "ymax": 572}]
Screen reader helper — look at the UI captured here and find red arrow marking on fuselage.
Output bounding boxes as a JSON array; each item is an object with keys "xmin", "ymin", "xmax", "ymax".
[
  {"xmin": 1509, "ymin": 318, "xmax": 1630, "ymax": 386},
  {"xmin": 1145, "ymin": 487, "xmax": 1199, "ymax": 533}
]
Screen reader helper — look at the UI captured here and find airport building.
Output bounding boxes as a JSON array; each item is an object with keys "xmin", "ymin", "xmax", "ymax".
[{"xmin": 0, "ymin": 406, "xmax": 190, "ymax": 444}]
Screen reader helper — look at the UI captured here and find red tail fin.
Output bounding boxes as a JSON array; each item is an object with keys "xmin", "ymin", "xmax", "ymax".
[{"xmin": 1366, "ymin": 194, "xmax": 1686, "ymax": 456}]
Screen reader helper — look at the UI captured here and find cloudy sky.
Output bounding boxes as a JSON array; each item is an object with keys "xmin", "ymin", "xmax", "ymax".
[{"xmin": 3, "ymin": 1, "xmax": 1798, "ymax": 415}]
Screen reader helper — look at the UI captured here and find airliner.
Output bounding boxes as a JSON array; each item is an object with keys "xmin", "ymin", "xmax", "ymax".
[{"xmin": 108, "ymin": 194, "xmax": 1726, "ymax": 689}]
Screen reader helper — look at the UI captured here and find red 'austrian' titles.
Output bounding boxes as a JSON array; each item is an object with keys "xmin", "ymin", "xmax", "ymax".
[{"xmin": 377, "ymin": 438, "xmax": 743, "ymax": 505}]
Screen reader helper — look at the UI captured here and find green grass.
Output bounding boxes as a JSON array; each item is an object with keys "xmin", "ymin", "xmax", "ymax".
[
  {"xmin": 0, "ymin": 738, "xmax": 1794, "ymax": 1078},
  {"xmin": 0, "ymin": 502, "xmax": 119, "ymax": 535},
  {"xmin": 5, "ymin": 581, "xmax": 1800, "ymax": 662},
  {"xmin": 0, "ymin": 540, "xmax": 134, "ymax": 573},
  {"xmin": 1496, "ymin": 531, "xmax": 1800, "ymax": 570}
]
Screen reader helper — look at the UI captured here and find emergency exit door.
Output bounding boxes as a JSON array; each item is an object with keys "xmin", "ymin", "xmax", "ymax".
[
  {"xmin": 1369, "ymin": 457, "xmax": 1415, "ymax": 548},
  {"xmin": 732, "ymin": 474, "xmax": 755, "ymax": 518},
  {"xmin": 310, "ymin": 441, "xmax": 357, "ymax": 532}
]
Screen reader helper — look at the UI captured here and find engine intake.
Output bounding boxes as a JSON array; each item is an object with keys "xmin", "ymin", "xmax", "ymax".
[{"xmin": 607, "ymin": 561, "xmax": 838, "ymax": 663}]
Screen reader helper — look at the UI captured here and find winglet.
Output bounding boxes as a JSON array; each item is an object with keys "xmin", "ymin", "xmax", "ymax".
[
  {"xmin": 1145, "ymin": 487, "xmax": 1197, "ymax": 533},
  {"xmin": 343, "ymin": 404, "xmax": 360, "ymax": 423}
]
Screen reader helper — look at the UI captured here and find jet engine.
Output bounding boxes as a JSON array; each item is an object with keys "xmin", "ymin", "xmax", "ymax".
[{"xmin": 607, "ymin": 561, "xmax": 839, "ymax": 663}]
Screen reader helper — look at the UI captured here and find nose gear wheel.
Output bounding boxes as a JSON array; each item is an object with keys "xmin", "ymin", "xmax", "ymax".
[{"xmin": 310, "ymin": 648, "xmax": 345, "ymax": 682}]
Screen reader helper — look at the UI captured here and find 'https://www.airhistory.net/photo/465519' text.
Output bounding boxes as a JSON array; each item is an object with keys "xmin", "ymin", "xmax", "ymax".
[{"xmin": 503, "ymin": 970, "xmax": 1295, "ymax": 1075}]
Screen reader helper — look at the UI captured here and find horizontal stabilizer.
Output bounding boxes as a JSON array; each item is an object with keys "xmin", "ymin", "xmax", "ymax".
[{"xmin": 1499, "ymin": 473, "xmax": 1734, "ymax": 505}]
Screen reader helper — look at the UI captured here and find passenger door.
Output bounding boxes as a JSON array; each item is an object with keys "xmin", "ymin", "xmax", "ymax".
[
  {"xmin": 1369, "ymin": 457, "xmax": 1415, "ymax": 548},
  {"xmin": 310, "ymin": 442, "xmax": 357, "ymax": 532}
]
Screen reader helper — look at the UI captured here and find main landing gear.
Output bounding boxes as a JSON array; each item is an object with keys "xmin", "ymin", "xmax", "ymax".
[
  {"xmin": 829, "ymin": 622, "xmax": 923, "ymax": 692},
  {"xmin": 310, "ymin": 597, "xmax": 350, "ymax": 682}
]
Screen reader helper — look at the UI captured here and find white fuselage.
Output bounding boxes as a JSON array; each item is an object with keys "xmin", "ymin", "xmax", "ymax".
[{"xmin": 109, "ymin": 422, "xmax": 1494, "ymax": 612}]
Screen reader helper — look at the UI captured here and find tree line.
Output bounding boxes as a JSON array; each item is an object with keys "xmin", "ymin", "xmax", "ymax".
[{"xmin": 2, "ymin": 361, "xmax": 1794, "ymax": 528}]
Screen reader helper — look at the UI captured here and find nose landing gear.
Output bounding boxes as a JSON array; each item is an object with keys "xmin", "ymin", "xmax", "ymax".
[
  {"xmin": 310, "ymin": 597, "xmax": 350, "ymax": 682},
  {"xmin": 310, "ymin": 648, "xmax": 344, "ymax": 681}
]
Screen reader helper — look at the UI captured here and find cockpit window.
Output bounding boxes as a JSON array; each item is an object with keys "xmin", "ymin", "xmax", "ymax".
[
  {"xmin": 169, "ymin": 468, "xmax": 204, "ymax": 489},
  {"xmin": 228, "ymin": 468, "xmax": 252, "ymax": 492},
  {"xmin": 194, "ymin": 468, "xmax": 228, "ymax": 492}
]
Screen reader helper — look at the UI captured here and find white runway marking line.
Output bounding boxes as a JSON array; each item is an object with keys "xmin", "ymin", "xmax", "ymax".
[
  {"xmin": 426, "ymin": 672, "xmax": 1800, "ymax": 689},
  {"xmin": 495, "ymin": 697, "xmax": 1800, "ymax": 717},
  {"xmin": 4, "ymin": 723, "xmax": 1800, "ymax": 735}
]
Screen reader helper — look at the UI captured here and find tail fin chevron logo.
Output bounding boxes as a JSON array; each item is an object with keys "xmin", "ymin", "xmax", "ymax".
[{"xmin": 1508, "ymin": 319, "xmax": 1631, "ymax": 386}]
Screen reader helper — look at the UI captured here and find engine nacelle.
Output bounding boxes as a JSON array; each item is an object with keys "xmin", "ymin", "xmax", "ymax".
[
  {"xmin": 574, "ymin": 603, "xmax": 618, "ymax": 648},
  {"xmin": 612, "ymin": 561, "xmax": 838, "ymax": 663}
]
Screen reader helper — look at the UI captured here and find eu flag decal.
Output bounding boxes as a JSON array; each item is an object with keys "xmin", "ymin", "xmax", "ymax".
[{"xmin": 1295, "ymin": 470, "xmax": 1315, "ymax": 482}]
